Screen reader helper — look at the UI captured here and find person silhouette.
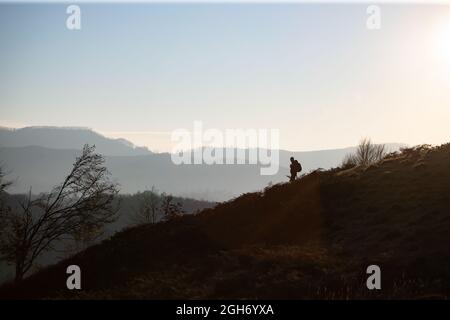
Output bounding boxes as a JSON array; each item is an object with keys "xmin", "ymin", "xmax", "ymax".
[{"xmin": 289, "ymin": 157, "xmax": 302, "ymax": 182}]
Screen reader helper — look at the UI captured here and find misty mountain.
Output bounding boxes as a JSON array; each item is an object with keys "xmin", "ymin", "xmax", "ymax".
[
  {"xmin": 0, "ymin": 146, "xmax": 287, "ymax": 201},
  {"xmin": 0, "ymin": 126, "xmax": 151, "ymax": 156},
  {"xmin": 0, "ymin": 145, "xmax": 403, "ymax": 202},
  {"xmin": 0, "ymin": 126, "xmax": 404, "ymax": 201}
]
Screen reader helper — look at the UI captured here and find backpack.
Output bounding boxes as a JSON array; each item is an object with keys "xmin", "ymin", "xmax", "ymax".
[{"xmin": 294, "ymin": 160, "xmax": 302, "ymax": 173}]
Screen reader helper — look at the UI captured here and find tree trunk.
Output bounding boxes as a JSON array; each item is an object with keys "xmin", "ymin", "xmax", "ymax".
[
  {"xmin": 14, "ymin": 251, "xmax": 26, "ymax": 284},
  {"xmin": 14, "ymin": 263, "xmax": 24, "ymax": 283}
]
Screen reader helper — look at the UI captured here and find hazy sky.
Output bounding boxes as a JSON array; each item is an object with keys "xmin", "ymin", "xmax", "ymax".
[{"xmin": 1, "ymin": 3, "xmax": 450, "ymax": 152}]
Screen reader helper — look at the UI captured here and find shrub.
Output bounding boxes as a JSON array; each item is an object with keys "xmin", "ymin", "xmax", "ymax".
[{"xmin": 342, "ymin": 138, "xmax": 386, "ymax": 169}]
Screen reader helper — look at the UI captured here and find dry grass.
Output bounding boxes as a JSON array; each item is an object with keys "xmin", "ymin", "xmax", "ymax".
[{"xmin": 2, "ymin": 144, "xmax": 450, "ymax": 299}]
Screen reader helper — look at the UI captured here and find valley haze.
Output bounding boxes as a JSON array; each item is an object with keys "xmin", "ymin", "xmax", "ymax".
[{"xmin": 0, "ymin": 126, "xmax": 404, "ymax": 201}]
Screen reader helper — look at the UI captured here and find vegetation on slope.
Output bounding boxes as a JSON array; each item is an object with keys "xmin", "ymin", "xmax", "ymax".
[{"xmin": 1, "ymin": 144, "xmax": 450, "ymax": 299}]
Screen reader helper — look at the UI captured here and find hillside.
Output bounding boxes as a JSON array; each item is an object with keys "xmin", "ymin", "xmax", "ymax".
[
  {"xmin": 0, "ymin": 143, "xmax": 403, "ymax": 201},
  {"xmin": 1, "ymin": 143, "xmax": 450, "ymax": 299},
  {"xmin": 0, "ymin": 126, "xmax": 404, "ymax": 201},
  {"xmin": 0, "ymin": 146, "xmax": 287, "ymax": 201},
  {"xmin": 0, "ymin": 191, "xmax": 215, "ymax": 286}
]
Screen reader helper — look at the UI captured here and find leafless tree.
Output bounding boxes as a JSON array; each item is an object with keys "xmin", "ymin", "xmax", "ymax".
[
  {"xmin": 342, "ymin": 138, "xmax": 386, "ymax": 169},
  {"xmin": 132, "ymin": 186, "xmax": 161, "ymax": 225},
  {"xmin": 0, "ymin": 145, "xmax": 119, "ymax": 282},
  {"xmin": 160, "ymin": 193, "xmax": 184, "ymax": 221},
  {"xmin": 0, "ymin": 167, "xmax": 12, "ymax": 194},
  {"xmin": 0, "ymin": 166, "xmax": 13, "ymax": 252}
]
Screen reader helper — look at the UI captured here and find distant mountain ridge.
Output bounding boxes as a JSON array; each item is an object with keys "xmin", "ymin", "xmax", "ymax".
[
  {"xmin": 0, "ymin": 126, "xmax": 405, "ymax": 201},
  {"xmin": 0, "ymin": 126, "xmax": 152, "ymax": 156},
  {"xmin": 0, "ymin": 146, "xmax": 286, "ymax": 201}
]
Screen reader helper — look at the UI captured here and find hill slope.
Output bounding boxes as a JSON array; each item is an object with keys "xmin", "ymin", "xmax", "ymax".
[
  {"xmin": 0, "ymin": 146, "xmax": 287, "ymax": 201},
  {"xmin": 0, "ymin": 144, "xmax": 403, "ymax": 201},
  {"xmin": 0, "ymin": 126, "xmax": 403, "ymax": 201},
  {"xmin": 1, "ymin": 144, "xmax": 450, "ymax": 299}
]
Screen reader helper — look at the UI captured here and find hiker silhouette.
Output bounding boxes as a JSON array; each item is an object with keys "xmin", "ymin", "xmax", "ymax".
[{"xmin": 289, "ymin": 157, "xmax": 302, "ymax": 182}]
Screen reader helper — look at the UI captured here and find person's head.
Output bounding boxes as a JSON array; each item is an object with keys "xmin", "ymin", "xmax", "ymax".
[{"xmin": 290, "ymin": 157, "xmax": 294, "ymax": 163}]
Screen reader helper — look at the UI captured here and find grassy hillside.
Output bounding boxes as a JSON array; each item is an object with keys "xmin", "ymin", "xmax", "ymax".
[{"xmin": 1, "ymin": 144, "xmax": 450, "ymax": 299}]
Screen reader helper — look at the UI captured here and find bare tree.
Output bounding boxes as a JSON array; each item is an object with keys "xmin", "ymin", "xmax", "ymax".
[
  {"xmin": 0, "ymin": 166, "xmax": 12, "ymax": 194},
  {"xmin": 0, "ymin": 145, "xmax": 119, "ymax": 282},
  {"xmin": 132, "ymin": 186, "xmax": 161, "ymax": 225},
  {"xmin": 160, "ymin": 193, "xmax": 184, "ymax": 221},
  {"xmin": 0, "ymin": 167, "xmax": 13, "ymax": 252},
  {"xmin": 342, "ymin": 138, "xmax": 386, "ymax": 169}
]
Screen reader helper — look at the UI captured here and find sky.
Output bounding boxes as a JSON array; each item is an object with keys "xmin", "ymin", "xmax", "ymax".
[{"xmin": 0, "ymin": 3, "xmax": 450, "ymax": 152}]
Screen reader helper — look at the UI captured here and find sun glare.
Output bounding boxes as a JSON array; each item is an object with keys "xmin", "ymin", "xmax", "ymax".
[{"xmin": 433, "ymin": 17, "xmax": 450, "ymax": 69}]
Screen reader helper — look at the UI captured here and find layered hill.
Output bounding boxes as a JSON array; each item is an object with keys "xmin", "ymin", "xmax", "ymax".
[
  {"xmin": 0, "ymin": 126, "xmax": 151, "ymax": 156},
  {"xmin": 1, "ymin": 143, "xmax": 449, "ymax": 299},
  {"xmin": 0, "ymin": 126, "xmax": 403, "ymax": 201}
]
